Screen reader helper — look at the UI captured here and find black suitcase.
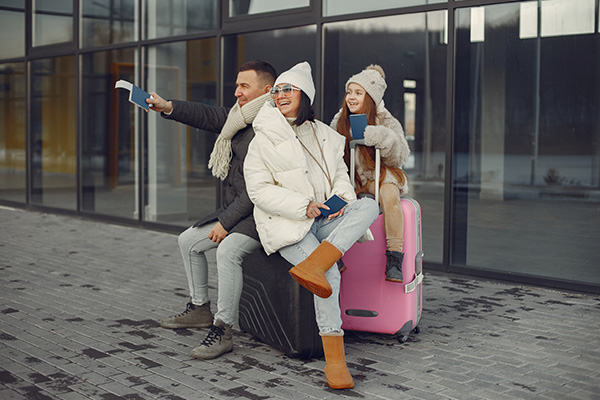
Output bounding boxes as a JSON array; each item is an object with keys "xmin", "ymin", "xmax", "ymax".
[{"xmin": 239, "ymin": 250, "xmax": 324, "ymax": 358}]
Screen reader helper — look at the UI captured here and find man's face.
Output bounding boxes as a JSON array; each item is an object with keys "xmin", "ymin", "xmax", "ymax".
[{"xmin": 234, "ymin": 70, "xmax": 270, "ymax": 106}]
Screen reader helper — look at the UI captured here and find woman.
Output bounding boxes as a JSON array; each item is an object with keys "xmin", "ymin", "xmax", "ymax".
[
  {"xmin": 331, "ymin": 64, "xmax": 411, "ymax": 282},
  {"xmin": 244, "ymin": 62, "xmax": 378, "ymax": 390}
]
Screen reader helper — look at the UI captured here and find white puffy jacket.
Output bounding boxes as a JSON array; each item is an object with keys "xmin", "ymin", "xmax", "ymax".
[{"xmin": 244, "ymin": 102, "xmax": 359, "ymax": 255}]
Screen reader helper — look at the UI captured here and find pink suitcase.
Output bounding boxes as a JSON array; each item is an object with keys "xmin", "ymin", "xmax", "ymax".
[{"xmin": 339, "ymin": 141, "xmax": 424, "ymax": 342}]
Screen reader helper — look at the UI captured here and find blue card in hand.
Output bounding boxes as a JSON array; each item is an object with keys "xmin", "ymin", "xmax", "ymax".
[
  {"xmin": 115, "ymin": 79, "xmax": 152, "ymax": 111},
  {"xmin": 319, "ymin": 195, "xmax": 347, "ymax": 217},
  {"xmin": 130, "ymin": 85, "xmax": 152, "ymax": 110},
  {"xmin": 350, "ymin": 114, "xmax": 368, "ymax": 140}
]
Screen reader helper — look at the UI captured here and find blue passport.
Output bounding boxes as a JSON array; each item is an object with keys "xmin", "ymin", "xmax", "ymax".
[
  {"xmin": 319, "ymin": 195, "xmax": 347, "ymax": 217},
  {"xmin": 115, "ymin": 79, "xmax": 152, "ymax": 111},
  {"xmin": 350, "ymin": 114, "xmax": 368, "ymax": 140}
]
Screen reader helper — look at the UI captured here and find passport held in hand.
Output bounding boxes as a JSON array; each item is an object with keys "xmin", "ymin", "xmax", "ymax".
[
  {"xmin": 115, "ymin": 79, "xmax": 153, "ymax": 111},
  {"xmin": 319, "ymin": 195, "xmax": 347, "ymax": 217},
  {"xmin": 350, "ymin": 114, "xmax": 368, "ymax": 140}
]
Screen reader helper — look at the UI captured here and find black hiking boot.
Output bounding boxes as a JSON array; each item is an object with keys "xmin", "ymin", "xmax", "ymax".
[{"xmin": 385, "ymin": 250, "xmax": 404, "ymax": 283}]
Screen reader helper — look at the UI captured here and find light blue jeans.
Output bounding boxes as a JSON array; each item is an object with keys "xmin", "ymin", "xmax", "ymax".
[
  {"xmin": 278, "ymin": 197, "xmax": 379, "ymax": 333},
  {"xmin": 178, "ymin": 224, "xmax": 261, "ymax": 326}
]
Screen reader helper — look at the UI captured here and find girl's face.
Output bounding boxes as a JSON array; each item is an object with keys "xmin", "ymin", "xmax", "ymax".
[
  {"xmin": 272, "ymin": 83, "xmax": 302, "ymax": 119},
  {"xmin": 345, "ymin": 83, "xmax": 367, "ymax": 114}
]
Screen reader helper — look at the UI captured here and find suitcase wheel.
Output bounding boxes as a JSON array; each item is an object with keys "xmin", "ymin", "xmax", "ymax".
[
  {"xmin": 397, "ymin": 326, "xmax": 420, "ymax": 343},
  {"xmin": 398, "ymin": 335, "xmax": 409, "ymax": 343}
]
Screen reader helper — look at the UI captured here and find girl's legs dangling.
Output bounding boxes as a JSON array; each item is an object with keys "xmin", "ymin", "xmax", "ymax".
[{"xmin": 368, "ymin": 181, "xmax": 405, "ymax": 282}]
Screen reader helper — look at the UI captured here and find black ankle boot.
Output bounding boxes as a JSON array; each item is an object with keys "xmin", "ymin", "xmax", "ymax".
[
  {"xmin": 336, "ymin": 259, "xmax": 347, "ymax": 273},
  {"xmin": 385, "ymin": 250, "xmax": 404, "ymax": 283}
]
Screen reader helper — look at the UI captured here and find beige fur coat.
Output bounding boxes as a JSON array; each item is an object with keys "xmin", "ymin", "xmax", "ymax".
[{"xmin": 330, "ymin": 105, "xmax": 411, "ymax": 194}]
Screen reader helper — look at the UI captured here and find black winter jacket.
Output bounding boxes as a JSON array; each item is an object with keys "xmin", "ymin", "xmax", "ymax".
[{"xmin": 162, "ymin": 99, "xmax": 259, "ymax": 241}]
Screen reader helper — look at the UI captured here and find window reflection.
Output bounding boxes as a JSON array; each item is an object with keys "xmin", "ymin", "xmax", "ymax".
[
  {"xmin": 519, "ymin": 0, "xmax": 595, "ymax": 40},
  {"xmin": 81, "ymin": 48, "xmax": 137, "ymax": 219},
  {"xmin": 323, "ymin": 0, "xmax": 446, "ymax": 17},
  {"xmin": 519, "ymin": 2, "xmax": 538, "ymax": 39},
  {"xmin": 32, "ymin": 0, "xmax": 73, "ymax": 46},
  {"xmin": 81, "ymin": 0, "xmax": 136, "ymax": 47},
  {"xmin": 145, "ymin": 0, "xmax": 217, "ymax": 39},
  {"xmin": 470, "ymin": 7, "xmax": 485, "ymax": 42},
  {"xmin": 324, "ymin": 12, "xmax": 448, "ymax": 263},
  {"xmin": 229, "ymin": 0, "xmax": 308, "ymax": 17},
  {"xmin": 454, "ymin": 2, "xmax": 600, "ymax": 284},
  {"xmin": 0, "ymin": 62, "xmax": 26, "ymax": 203},
  {"xmin": 0, "ymin": 5, "xmax": 25, "ymax": 59},
  {"xmin": 30, "ymin": 56, "xmax": 77, "ymax": 210},
  {"xmin": 143, "ymin": 39, "xmax": 217, "ymax": 225},
  {"xmin": 541, "ymin": 0, "xmax": 594, "ymax": 37},
  {"xmin": 222, "ymin": 26, "xmax": 317, "ymax": 107}
]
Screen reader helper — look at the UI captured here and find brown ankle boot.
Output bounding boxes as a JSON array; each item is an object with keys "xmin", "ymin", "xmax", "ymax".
[
  {"xmin": 289, "ymin": 241, "xmax": 341, "ymax": 298},
  {"xmin": 321, "ymin": 332, "xmax": 354, "ymax": 389}
]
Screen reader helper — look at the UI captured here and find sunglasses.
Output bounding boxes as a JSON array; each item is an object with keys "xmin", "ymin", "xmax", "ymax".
[{"xmin": 270, "ymin": 84, "xmax": 301, "ymax": 98}]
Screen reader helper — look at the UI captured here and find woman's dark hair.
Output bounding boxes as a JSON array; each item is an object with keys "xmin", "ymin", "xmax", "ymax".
[{"xmin": 292, "ymin": 91, "xmax": 315, "ymax": 126}]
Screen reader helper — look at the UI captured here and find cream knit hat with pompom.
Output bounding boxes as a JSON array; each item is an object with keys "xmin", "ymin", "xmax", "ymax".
[{"xmin": 345, "ymin": 64, "xmax": 387, "ymax": 106}]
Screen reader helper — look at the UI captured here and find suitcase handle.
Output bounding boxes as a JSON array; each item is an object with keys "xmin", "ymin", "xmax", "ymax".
[
  {"xmin": 350, "ymin": 139, "xmax": 380, "ymax": 204},
  {"xmin": 404, "ymin": 269, "xmax": 424, "ymax": 294}
]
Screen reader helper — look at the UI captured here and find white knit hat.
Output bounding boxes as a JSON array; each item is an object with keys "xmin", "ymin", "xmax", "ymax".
[
  {"xmin": 345, "ymin": 64, "xmax": 387, "ymax": 106},
  {"xmin": 274, "ymin": 61, "xmax": 316, "ymax": 105}
]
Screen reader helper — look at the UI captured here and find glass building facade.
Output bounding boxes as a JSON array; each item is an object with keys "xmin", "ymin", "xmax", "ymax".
[{"xmin": 1, "ymin": 0, "xmax": 598, "ymax": 293}]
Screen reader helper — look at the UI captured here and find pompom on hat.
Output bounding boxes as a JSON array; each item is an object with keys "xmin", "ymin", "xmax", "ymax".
[
  {"xmin": 345, "ymin": 64, "xmax": 387, "ymax": 106},
  {"xmin": 274, "ymin": 61, "xmax": 316, "ymax": 105}
]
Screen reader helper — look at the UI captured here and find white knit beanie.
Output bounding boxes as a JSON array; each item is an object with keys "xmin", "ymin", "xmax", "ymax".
[
  {"xmin": 274, "ymin": 61, "xmax": 316, "ymax": 104},
  {"xmin": 345, "ymin": 64, "xmax": 387, "ymax": 106}
]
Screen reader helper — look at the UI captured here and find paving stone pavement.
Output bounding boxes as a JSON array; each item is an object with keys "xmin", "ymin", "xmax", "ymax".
[{"xmin": 1, "ymin": 205, "xmax": 599, "ymax": 400}]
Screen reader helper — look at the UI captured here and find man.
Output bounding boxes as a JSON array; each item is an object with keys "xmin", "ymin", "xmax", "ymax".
[{"xmin": 147, "ymin": 60, "xmax": 276, "ymax": 360}]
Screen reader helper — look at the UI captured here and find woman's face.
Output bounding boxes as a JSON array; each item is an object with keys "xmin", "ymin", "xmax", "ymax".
[
  {"xmin": 273, "ymin": 83, "xmax": 302, "ymax": 119},
  {"xmin": 345, "ymin": 83, "xmax": 367, "ymax": 114}
]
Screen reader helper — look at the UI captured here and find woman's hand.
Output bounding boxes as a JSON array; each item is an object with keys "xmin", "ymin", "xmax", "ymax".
[
  {"xmin": 306, "ymin": 201, "xmax": 325, "ymax": 219},
  {"xmin": 327, "ymin": 207, "xmax": 345, "ymax": 220},
  {"xmin": 306, "ymin": 201, "xmax": 345, "ymax": 220}
]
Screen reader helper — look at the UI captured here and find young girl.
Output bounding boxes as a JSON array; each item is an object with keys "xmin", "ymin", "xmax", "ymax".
[{"xmin": 331, "ymin": 64, "xmax": 411, "ymax": 283}]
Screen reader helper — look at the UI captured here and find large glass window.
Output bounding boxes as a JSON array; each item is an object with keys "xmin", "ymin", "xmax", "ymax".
[
  {"xmin": 0, "ymin": 62, "xmax": 26, "ymax": 203},
  {"xmin": 143, "ymin": 38, "xmax": 217, "ymax": 225},
  {"xmin": 33, "ymin": 0, "xmax": 73, "ymax": 46},
  {"xmin": 323, "ymin": 0, "xmax": 446, "ymax": 17},
  {"xmin": 453, "ymin": 1, "xmax": 600, "ymax": 284},
  {"xmin": 0, "ymin": 2, "xmax": 25, "ymax": 59},
  {"xmin": 81, "ymin": 0, "xmax": 136, "ymax": 47},
  {"xmin": 229, "ymin": 0, "xmax": 309, "ymax": 17},
  {"xmin": 223, "ymin": 26, "xmax": 317, "ymax": 107},
  {"xmin": 30, "ymin": 56, "xmax": 77, "ymax": 210},
  {"xmin": 324, "ymin": 12, "xmax": 448, "ymax": 264},
  {"xmin": 81, "ymin": 48, "xmax": 137, "ymax": 219},
  {"xmin": 145, "ymin": 0, "xmax": 217, "ymax": 39}
]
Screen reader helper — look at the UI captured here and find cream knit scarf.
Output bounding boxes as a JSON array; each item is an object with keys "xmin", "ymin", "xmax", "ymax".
[{"xmin": 208, "ymin": 93, "xmax": 269, "ymax": 180}]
